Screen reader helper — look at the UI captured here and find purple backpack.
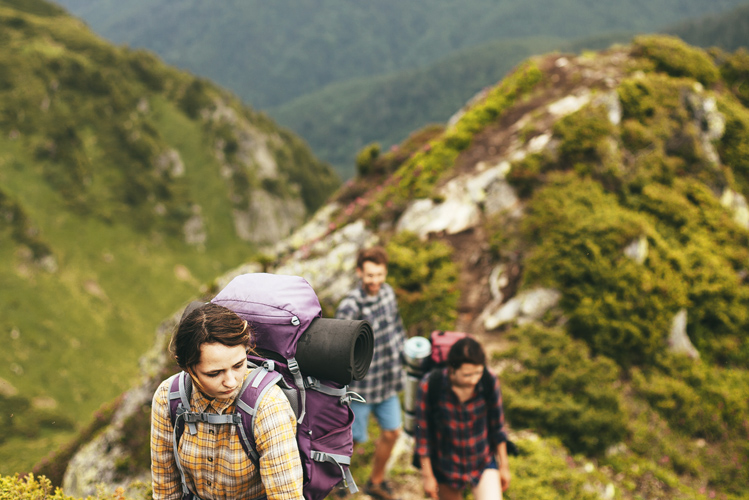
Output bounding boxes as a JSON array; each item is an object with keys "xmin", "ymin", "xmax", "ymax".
[{"xmin": 168, "ymin": 273, "xmax": 360, "ymax": 500}]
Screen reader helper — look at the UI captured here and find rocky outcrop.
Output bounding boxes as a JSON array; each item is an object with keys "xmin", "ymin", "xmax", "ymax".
[
  {"xmin": 482, "ymin": 288, "xmax": 563, "ymax": 331},
  {"xmin": 62, "ymin": 311, "xmax": 178, "ymax": 498}
]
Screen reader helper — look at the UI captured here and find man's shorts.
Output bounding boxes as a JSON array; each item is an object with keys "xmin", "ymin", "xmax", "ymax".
[{"xmin": 350, "ymin": 394, "xmax": 402, "ymax": 443}]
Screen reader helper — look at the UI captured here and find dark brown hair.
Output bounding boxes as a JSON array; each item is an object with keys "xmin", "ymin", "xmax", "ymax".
[
  {"xmin": 169, "ymin": 302, "xmax": 252, "ymax": 370},
  {"xmin": 447, "ymin": 336, "xmax": 486, "ymax": 369},
  {"xmin": 356, "ymin": 246, "xmax": 389, "ymax": 269}
]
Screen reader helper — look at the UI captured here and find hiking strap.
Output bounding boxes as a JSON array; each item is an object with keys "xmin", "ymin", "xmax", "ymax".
[
  {"xmin": 235, "ymin": 363, "xmax": 284, "ymax": 465},
  {"xmin": 287, "ymin": 357, "xmax": 307, "ymax": 424},
  {"xmin": 177, "ymin": 372, "xmax": 197, "ymax": 435},
  {"xmin": 311, "ymin": 451, "xmax": 358, "ymax": 493},
  {"xmin": 304, "ymin": 376, "xmax": 364, "ymax": 405}
]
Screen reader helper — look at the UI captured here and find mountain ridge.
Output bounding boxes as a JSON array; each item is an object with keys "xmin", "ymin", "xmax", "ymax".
[{"xmin": 48, "ymin": 35, "xmax": 749, "ymax": 500}]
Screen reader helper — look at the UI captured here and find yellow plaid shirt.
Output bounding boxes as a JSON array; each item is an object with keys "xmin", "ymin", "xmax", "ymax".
[{"xmin": 151, "ymin": 376, "xmax": 303, "ymax": 500}]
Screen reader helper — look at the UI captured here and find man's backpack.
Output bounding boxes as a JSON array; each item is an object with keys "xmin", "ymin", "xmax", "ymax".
[{"xmin": 168, "ymin": 273, "xmax": 362, "ymax": 500}]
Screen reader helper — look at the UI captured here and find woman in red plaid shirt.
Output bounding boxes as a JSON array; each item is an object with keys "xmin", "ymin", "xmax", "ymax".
[{"xmin": 415, "ymin": 337, "xmax": 510, "ymax": 500}]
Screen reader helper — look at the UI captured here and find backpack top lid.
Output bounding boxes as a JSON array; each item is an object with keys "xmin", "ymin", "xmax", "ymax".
[{"xmin": 212, "ymin": 273, "xmax": 322, "ymax": 359}]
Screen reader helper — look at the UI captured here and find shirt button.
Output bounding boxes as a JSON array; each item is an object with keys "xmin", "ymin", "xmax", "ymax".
[
  {"xmin": 207, "ymin": 481, "xmax": 211, "ymax": 487},
  {"xmin": 208, "ymin": 457, "xmax": 213, "ymax": 462},
  {"xmin": 208, "ymin": 429, "xmax": 214, "ymax": 434}
]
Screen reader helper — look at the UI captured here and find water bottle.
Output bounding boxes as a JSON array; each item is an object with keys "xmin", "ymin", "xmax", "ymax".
[{"xmin": 402, "ymin": 336, "xmax": 431, "ymax": 435}]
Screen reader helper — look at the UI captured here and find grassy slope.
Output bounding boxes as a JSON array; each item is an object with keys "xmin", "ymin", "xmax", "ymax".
[{"xmin": 0, "ymin": 3, "xmax": 337, "ymax": 474}]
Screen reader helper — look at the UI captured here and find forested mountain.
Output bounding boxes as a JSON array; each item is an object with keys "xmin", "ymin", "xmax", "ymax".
[
  {"xmin": 25, "ymin": 35, "xmax": 749, "ymax": 500},
  {"xmin": 271, "ymin": 33, "xmax": 634, "ymax": 178},
  {"xmin": 665, "ymin": 2, "xmax": 749, "ymax": 52},
  {"xmin": 51, "ymin": 0, "xmax": 748, "ymax": 108},
  {"xmin": 51, "ymin": 0, "xmax": 749, "ymax": 176},
  {"xmin": 0, "ymin": 0, "xmax": 338, "ymax": 474}
]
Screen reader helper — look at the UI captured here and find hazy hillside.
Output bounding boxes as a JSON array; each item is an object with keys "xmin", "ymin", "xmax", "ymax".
[
  {"xmin": 52, "ymin": 0, "xmax": 748, "ymax": 109},
  {"xmin": 665, "ymin": 1, "xmax": 749, "ymax": 52},
  {"xmin": 271, "ymin": 33, "xmax": 634, "ymax": 178},
  {"xmin": 0, "ymin": 0, "xmax": 338, "ymax": 475},
  {"xmin": 51, "ymin": 0, "xmax": 749, "ymax": 178},
  {"xmin": 37, "ymin": 36, "xmax": 749, "ymax": 500}
]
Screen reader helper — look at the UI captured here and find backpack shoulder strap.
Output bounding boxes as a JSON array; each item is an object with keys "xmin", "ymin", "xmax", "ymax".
[
  {"xmin": 480, "ymin": 368, "xmax": 499, "ymax": 449},
  {"xmin": 233, "ymin": 362, "xmax": 285, "ymax": 465},
  {"xmin": 168, "ymin": 372, "xmax": 197, "ymax": 436},
  {"xmin": 425, "ymin": 368, "xmax": 443, "ymax": 454},
  {"xmin": 427, "ymin": 368, "xmax": 443, "ymax": 411},
  {"xmin": 166, "ymin": 372, "xmax": 198, "ymax": 499}
]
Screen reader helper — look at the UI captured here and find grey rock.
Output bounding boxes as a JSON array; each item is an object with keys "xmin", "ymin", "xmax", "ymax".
[
  {"xmin": 721, "ymin": 189, "xmax": 749, "ymax": 229},
  {"xmin": 623, "ymin": 235, "xmax": 648, "ymax": 264},
  {"xmin": 667, "ymin": 309, "xmax": 699, "ymax": 359},
  {"xmin": 483, "ymin": 288, "xmax": 562, "ymax": 330}
]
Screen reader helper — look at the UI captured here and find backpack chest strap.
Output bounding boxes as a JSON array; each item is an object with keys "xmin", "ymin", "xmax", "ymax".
[{"xmin": 181, "ymin": 411, "xmax": 241, "ymax": 425}]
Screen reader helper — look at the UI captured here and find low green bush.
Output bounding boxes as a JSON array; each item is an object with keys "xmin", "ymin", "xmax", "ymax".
[
  {"xmin": 632, "ymin": 35, "xmax": 720, "ymax": 87},
  {"xmin": 0, "ymin": 473, "xmax": 149, "ymax": 499},
  {"xmin": 504, "ymin": 436, "xmax": 599, "ymax": 500},
  {"xmin": 497, "ymin": 324, "xmax": 627, "ymax": 456},
  {"xmin": 386, "ymin": 232, "xmax": 459, "ymax": 336}
]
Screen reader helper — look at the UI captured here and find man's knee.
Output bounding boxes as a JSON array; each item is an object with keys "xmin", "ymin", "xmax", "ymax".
[{"xmin": 379, "ymin": 428, "xmax": 400, "ymax": 445}]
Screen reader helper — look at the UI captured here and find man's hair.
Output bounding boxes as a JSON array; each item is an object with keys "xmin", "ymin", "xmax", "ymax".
[
  {"xmin": 169, "ymin": 303, "xmax": 252, "ymax": 370},
  {"xmin": 447, "ymin": 337, "xmax": 486, "ymax": 369},
  {"xmin": 356, "ymin": 246, "xmax": 389, "ymax": 269}
]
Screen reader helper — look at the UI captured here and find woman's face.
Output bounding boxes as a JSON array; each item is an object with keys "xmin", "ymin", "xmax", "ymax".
[
  {"xmin": 193, "ymin": 342, "xmax": 248, "ymax": 400},
  {"xmin": 448, "ymin": 363, "xmax": 484, "ymax": 389}
]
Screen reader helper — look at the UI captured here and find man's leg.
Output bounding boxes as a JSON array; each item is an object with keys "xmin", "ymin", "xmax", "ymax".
[
  {"xmin": 370, "ymin": 428, "xmax": 399, "ymax": 484},
  {"xmin": 365, "ymin": 395, "xmax": 402, "ymax": 499},
  {"xmin": 351, "ymin": 400, "xmax": 373, "ymax": 445},
  {"xmin": 472, "ymin": 468, "xmax": 502, "ymax": 500}
]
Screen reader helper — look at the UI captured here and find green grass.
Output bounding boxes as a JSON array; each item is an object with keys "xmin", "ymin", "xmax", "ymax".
[{"xmin": 0, "ymin": 4, "xmax": 337, "ymax": 475}]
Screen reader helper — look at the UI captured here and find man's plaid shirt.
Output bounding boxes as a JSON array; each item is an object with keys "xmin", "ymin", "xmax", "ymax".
[
  {"xmin": 151, "ymin": 377, "xmax": 303, "ymax": 500},
  {"xmin": 415, "ymin": 368, "xmax": 507, "ymax": 489},
  {"xmin": 335, "ymin": 282, "xmax": 405, "ymax": 404}
]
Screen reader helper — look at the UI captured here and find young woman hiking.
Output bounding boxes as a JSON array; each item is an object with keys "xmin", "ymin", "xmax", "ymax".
[{"xmin": 150, "ymin": 302, "xmax": 303, "ymax": 500}]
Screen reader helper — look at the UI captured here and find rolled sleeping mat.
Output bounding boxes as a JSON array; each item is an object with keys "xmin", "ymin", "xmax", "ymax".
[{"xmin": 295, "ymin": 318, "xmax": 374, "ymax": 385}]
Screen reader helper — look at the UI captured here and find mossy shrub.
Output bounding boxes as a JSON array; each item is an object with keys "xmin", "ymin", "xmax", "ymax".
[
  {"xmin": 628, "ymin": 180, "xmax": 749, "ymax": 364},
  {"xmin": 385, "ymin": 232, "xmax": 459, "ymax": 336},
  {"xmin": 522, "ymin": 170, "xmax": 749, "ymax": 367},
  {"xmin": 522, "ymin": 175, "xmax": 684, "ymax": 366},
  {"xmin": 178, "ymin": 78, "xmax": 213, "ymax": 119},
  {"xmin": 0, "ymin": 473, "xmax": 149, "ymax": 499},
  {"xmin": 555, "ymin": 104, "xmax": 616, "ymax": 170},
  {"xmin": 718, "ymin": 47, "xmax": 749, "ymax": 108},
  {"xmin": 717, "ymin": 94, "xmax": 749, "ymax": 197},
  {"xmin": 505, "ymin": 152, "xmax": 548, "ymax": 198},
  {"xmin": 497, "ymin": 324, "xmax": 627, "ymax": 456},
  {"xmin": 632, "ymin": 35, "xmax": 720, "ymax": 87},
  {"xmin": 504, "ymin": 436, "xmax": 600, "ymax": 500},
  {"xmin": 355, "ymin": 142, "xmax": 381, "ymax": 177}
]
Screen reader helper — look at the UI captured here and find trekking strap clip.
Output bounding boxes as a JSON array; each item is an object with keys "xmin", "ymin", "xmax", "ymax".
[{"xmin": 311, "ymin": 451, "xmax": 358, "ymax": 493}]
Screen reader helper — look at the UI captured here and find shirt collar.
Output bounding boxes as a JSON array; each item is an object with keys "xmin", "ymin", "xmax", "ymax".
[
  {"xmin": 190, "ymin": 371, "xmax": 250, "ymax": 414},
  {"xmin": 358, "ymin": 282, "xmax": 383, "ymax": 303}
]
